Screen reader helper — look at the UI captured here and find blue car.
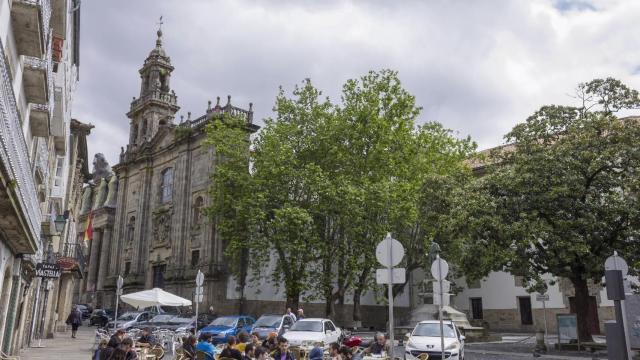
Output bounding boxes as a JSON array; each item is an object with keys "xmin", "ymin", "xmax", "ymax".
[{"xmin": 199, "ymin": 315, "xmax": 256, "ymax": 344}]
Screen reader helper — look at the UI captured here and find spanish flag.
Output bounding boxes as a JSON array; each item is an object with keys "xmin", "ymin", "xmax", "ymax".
[{"xmin": 84, "ymin": 211, "xmax": 93, "ymax": 242}]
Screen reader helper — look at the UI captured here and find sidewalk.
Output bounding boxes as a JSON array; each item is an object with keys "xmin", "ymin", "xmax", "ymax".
[{"xmin": 21, "ymin": 326, "xmax": 95, "ymax": 360}]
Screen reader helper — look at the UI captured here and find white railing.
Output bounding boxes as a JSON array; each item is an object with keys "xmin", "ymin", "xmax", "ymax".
[
  {"xmin": 36, "ymin": 137, "xmax": 49, "ymax": 185},
  {"xmin": 0, "ymin": 36, "xmax": 43, "ymax": 245}
]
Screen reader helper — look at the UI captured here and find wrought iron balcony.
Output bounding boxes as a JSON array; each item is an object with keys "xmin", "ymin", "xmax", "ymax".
[
  {"xmin": 11, "ymin": 0, "xmax": 51, "ymax": 58},
  {"xmin": 34, "ymin": 137, "xmax": 49, "ymax": 186},
  {"xmin": 0, "ymin": 35, "xmax": 42, "ymax": 253},
  {"xmin": 22, "ymin": 33, "xmax": 54, "ymax": 137}
]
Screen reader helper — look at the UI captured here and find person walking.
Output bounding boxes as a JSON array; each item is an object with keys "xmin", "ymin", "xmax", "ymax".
[{"xmin": 66, "ymin": 305, "xmax": 83, "ymax": 338}]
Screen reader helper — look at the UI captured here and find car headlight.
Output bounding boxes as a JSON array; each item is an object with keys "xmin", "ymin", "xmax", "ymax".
[{"xmin": 444, "ymin": 342, "xmax": 459, "ymax": 350}]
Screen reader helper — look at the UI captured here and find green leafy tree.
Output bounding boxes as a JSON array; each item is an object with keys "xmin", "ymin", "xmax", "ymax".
[{"xmin": 455, "ymin": 78, "xmax": 640, "ymax": 340}]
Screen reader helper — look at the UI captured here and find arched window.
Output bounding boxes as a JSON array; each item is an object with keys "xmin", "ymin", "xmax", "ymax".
[
  {"xmin": 193, "ymin": 196, "xmax": 204, "ymax": 224},
  {"xmin": 160, "ymin": 168, "xmax": 173, "ymax": 203},
  {"xmin": 126, "ymin": 216, "xmax": 135, "ymax": 246}
]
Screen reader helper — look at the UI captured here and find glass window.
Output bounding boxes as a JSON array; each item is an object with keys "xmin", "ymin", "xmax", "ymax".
[
  {"xmin": 290, "ymin": 321, "xmax": 323, "ymax": 332},
  {"xmin": 160, "ymin": 168, "xmax": 173, "ymax": 203},
  {"xmin": 191, "ymin": 250, "xmax": 200, "ymax": 268},
  {"xmin": 324, "ymin": 321, "xmax": 336, "ymax": 331},
  {"xmin": 54, "ymin": 156, "xmax": 64, "ymax": 186},
  {"xmin": 237, "ymin": 318, "xmax": 245, "ymax": 327}
]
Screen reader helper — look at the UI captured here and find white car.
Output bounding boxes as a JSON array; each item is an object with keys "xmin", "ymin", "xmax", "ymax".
[
  {"xmin": 283, "ymin": 318, "xmax": 342, "ymax": 348},
  {"xmin": 404, "ymin": 320, "xmax": 465, "ymax": 360}
]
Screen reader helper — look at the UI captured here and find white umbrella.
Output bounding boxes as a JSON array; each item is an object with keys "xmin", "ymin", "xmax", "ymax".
[{"xmin": 120, "ymin": 287, "xmax": 192, "ymax": 308}]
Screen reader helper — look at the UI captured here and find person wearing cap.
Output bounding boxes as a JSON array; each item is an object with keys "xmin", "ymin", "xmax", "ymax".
[{"xmin": 308, "ymin": 347, "xmax": 324, "ymax": 360}]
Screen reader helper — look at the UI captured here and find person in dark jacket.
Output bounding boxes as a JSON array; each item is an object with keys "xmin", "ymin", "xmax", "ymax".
[
  {"xmin": 220, "ymin": 336, "xmax": 243, "ymax": 360},
  {"xmin": 108, "ymin": 330, "xmax": 126, "ymax": 348},
  {"xmin": 66, "ymin": 305, "xmax": 83, "ymax": 338},
  {"xmin": 271, "ymin": 337, "xmax": 295, "ymax": 360},
  {"xmin": 182, "ymin": 335, "xmax": 197, "ymax": 360}
]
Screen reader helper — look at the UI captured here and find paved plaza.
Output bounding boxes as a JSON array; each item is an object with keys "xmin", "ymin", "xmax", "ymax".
[{"xmin": 21, "ymin": 326, "xmax": 94, "ymax": 360}]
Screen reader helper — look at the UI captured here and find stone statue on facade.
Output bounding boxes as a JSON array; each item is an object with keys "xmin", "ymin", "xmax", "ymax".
[
  {"xmin": 80, "ymin": 185, "xmax": 93, "ymax": 214},
  {"xmin": 92, "ymin": 153, "xmax": 113, "ymax": 183},
  {"xmin": 104, "ymin": 175, "xmax": 119, "ymax": 208}
]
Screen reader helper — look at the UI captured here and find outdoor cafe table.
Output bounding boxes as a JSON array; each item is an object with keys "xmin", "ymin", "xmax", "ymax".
[{"xmin": 135, "ymin": 347, "xmax": 157, "ymax": 360}]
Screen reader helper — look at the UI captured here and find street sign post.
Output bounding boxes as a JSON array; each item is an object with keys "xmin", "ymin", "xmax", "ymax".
[
  {"xmin": 431, "ymin": 255, "xmax": 449, "ymax": 360},
  {"xmin": 375, "ymin": 233, "xmax": 405, "ymax": 360},
  {"xmin": 114, "ymin": 275, "xmax": 123, "ymax": 332},
  {"xmin": 536, "ymin": 293, "xmax": 549, "ymax": 346},
  {"xmin": 195, "ymin": 269, "xmax": 204, "ymax": 328},
  {"xmin": 376, "ymin": 268, "xmax": 406, "ymax": 284},
  {"xmin": 605, "ymin": 252, "xmax": 632, "ymax": 360}
]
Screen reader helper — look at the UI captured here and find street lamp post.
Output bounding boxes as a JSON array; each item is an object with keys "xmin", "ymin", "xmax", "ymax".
[{"xmin": 33, "ymin": 215, "xmax": 66, "ymax": 347}]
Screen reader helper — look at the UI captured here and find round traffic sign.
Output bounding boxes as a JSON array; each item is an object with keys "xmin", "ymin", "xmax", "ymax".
[
  {"xmin": 605, "ymin": 252, "xmax": 628, "ymax": 276},
  {"xmin": 375, "ymin": 233, "xmax": 405, "ymax": 267},
  {"xmin": 431, "ymin": 257, "xmax": 449, "ymax": 280}
]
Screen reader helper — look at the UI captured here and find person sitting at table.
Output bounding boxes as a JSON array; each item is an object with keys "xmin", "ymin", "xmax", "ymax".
[
  {"xmin": 250, "ymin": 332, "xmax": 261, "ymax": 348},
  {"xmin": 262, "ymin": 332, "xmax": 278, "ymax": 352},
  {"xmin": 308, "ymin": 347, "xmax": 324, "ymax": 360},
  {"xmin": 121, "ymin": 338, "xmax": 138, "ymax": 360},
  {"xmin": 243, "ymin": 343, "xmax": 255, "ymax": 360},
  {"xmin": 254, "ymin": 347, "xmax": 269, "ymax": 360},
  {"xmin": 329, "ymin": 343, "xmax": 341, "ymax": 360},
  {"xmin": 108, "ymin": 330, "xmax": 126, "ymax": 348},
  {"xmin": 137, "ymin": 328, "xmax": 159, "ymax": 347},
  {"xmin": 94, "ymin": 339, "xmax": 109, "ymax": 360},
  {"xmin": 195, "ymin": 333, "xmax": 216, "ymax": 360},
  {"xmin": 272, "ymin": 337, "xmax": 295, "ymax": 360},
  {"xmin": 235, "ymin": 331, "xmax": 250, "ymax": 353},
  {"xmin": 182, "ymin": 335, "xmax": 197, "ymax": 360},
  {"xmin": 108, "ymin": 347, "xmax": 129, "ymax": 360},
  {"xmin": 363, "ymin": 333, "xmax": 389, "ymax": 355},
  {"xmin": 340, "ymin": 346, "xmax": 361, "ymax": 360},
  {"xmin": 221, "ymin": 336, "xmax": 243, "ymax": 360}
]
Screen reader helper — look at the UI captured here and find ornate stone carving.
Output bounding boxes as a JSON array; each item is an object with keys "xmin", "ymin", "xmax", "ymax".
[
  {"xmin": 104, "ymin": 175, "xmax": 118, "ymax": 208},
  {"xmin": 92, "ymin": 178, "xmax": 108, "ymax": 210},
  {"xmin": 92, "ymin": 153, "xmax": 113, "ymax": 183},
  {"xmin": 152, "ymin": 208, "xmax": 172, "ymax": 246},
  {"xmin": 80, "ymin": 185, "xmax": 93, "ymax": 214}
]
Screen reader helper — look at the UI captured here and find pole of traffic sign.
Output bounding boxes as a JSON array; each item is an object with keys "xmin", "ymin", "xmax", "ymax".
[
  {"xmin": 437, "ymin": 255, "xmax": 445, "ymax": 360},
  {"xmin": 387, "ymin": 237, "xmax": 394, "ymax": 360},
  {"xmin": 114, "ymin": 275, "xmax": 123, "ymax": 333},
  {"xmin": 542, "ymin": 298, "xmax": 548, "ymax": 346}
]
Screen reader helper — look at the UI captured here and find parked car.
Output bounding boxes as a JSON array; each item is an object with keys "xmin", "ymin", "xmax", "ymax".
[
  {"xmin": 132, "ymin": 314, "xmax": 177, "ymax": 331},
  {"xmin": 199, "ymin": 315, "xmax": 256, "ymax": 345},
  {"xmin": 404, "ymin": 320, "xmax": 465, "ymax": 360},
  {"xmin": 251, "ymin": 314, "xmax": 295, "ymax": 340},
  {"xmin": 164, "ymin": 315, "xmax": 198, "ymax": 332},
  {"xmin": 107, "ymin": 311, "xmax": 153, "ymax": 330},
  {"xmin": 283, "ymin": 318, "xmax": 342, "ymax": 348},
  {"xmin": 76, "ymin": 304, "xmax": 92, "ymax": 319},
  {"xmin": 89, "ymin": 309, "xmax": 114, "ymax": 327}
]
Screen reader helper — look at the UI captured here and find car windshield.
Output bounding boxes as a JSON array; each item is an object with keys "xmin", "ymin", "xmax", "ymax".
[
  {"xmin": 413, "ymin": 323, "xmax": 456, "ymax": 338},
  {"xmin": 118, "ymin": 313, "xmax": 138, "ymax": 321},
  {"xmin": 290, "ymin": 321, "xmax": 322, "ymax": 332},
  {"xmin": 254, "ymin": 316, "xmax": 281, "ymax": 328},
  {"xmin": 150, "ymin": 315, "xmax": 175, "ymax": 323},
  {"xmin": 210, "ymin": 317, "xmax": 237, "ymax": 327},
  {"xmin": 169, "ymin": 317, "xmax": 194, "ymax": 324}
]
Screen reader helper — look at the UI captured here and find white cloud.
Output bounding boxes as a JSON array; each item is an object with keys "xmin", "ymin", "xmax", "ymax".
[{"xmin": 73, "ymin": 0, "xmax": 640, "ymax": 166}]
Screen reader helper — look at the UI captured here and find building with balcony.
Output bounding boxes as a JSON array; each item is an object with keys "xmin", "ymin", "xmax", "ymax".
[{"xmin": 0, "ymin": 0, "xmax": 81, "ymax": 353}]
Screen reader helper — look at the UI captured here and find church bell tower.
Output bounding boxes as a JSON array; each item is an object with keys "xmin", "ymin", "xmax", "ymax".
[{"xmin": 126, "ymin": 26, "xmax": 180, "ymax": 149}]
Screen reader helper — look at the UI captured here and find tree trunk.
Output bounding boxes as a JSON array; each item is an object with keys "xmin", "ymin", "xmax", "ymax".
[
  {"xmin": 286, "ymin": 291, "xmax": 300, "ymax": 312},
  {"xmin": 237, "ymin": 248, "xmax": 249, "ymax": 314},
  {"xmin": 353, "ymin": 288, "xmax": 362, "ymax": 323},
  {"xmin": 570, "ymin": 276, "xmax": 594, "ymax": 342}
]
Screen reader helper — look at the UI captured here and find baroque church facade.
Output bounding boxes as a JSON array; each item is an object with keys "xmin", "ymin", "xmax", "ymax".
[{"xmin": 78, "ymin": 29, "xmax": 258, "ymax": 311}]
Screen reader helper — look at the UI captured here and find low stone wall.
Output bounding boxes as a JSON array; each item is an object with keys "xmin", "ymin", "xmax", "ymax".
[{"xmin": 475, "ymin": 306, "xmax": 615, "ymax": 334}]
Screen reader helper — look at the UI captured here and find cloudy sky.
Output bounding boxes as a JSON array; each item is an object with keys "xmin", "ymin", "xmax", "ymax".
[{"xmin": 73, "ymin": 0, "xmax": 640, "ymax": 165}]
